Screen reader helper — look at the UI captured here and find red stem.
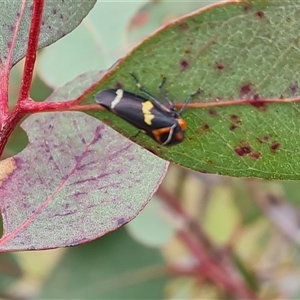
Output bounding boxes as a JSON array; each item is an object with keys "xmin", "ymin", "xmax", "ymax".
[
  {"xmin": 19, "ymin": 0, "xmax": 44, "ymax": 101},
  {"xmin": 0, "ymin": 1, "xmax": 27, "ymax": 123},
  {"xmin": 0, "ymin": 69, "xmax": 8, "ymax": 124},
  {"xmin": 0, "ymin": 108, "xmax": 25, "ymax": 156},
  {"xmin": 177, "ymin": 230, "xmax": 259, "ymax": 299},
  {"xmin": 157, "ymin": 186, "xmax": 214, "ymax": 250},
  {"xmin": 157, "ymin": 186, "xmax": 260, "ymax": 299},
  {"xmin": 0, "ymin": 0, "xmax": 45, "ymax": 158}
]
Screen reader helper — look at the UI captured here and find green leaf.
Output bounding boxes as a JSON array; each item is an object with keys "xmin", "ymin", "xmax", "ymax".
[
  {"xmin": 0, "ymin": 253, "xmax": 22, "ymax": 290},
  {"xmin": 126, "ymin": 196, "xmax": 174, "ymax": 247},
  {"xmin": 36, "ymin": 228, "xmax": 167, "ymax": 299},
  {"xmin": 87, "ymin": 0, "xmax": 300, "ymax": 179}
]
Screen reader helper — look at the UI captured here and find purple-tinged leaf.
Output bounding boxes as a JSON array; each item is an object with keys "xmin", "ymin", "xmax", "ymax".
[
  {"xmin": 0, "ymin": 113, "xmax": 167, "ymax": 251},
  {"xmin": 1, "ymin": 0, "xmax": 96, "ymax": 67},
  {"xmin": 0, "ymin": 69, "xmax": 168, "ymax": 251},
  {"xmin": 259, "ymin": 193, "xmax": 300, "ymax": 246}
]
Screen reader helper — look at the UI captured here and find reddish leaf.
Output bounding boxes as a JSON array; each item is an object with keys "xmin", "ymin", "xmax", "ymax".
[{"xmin": 0, "ymin": 70, "xmax": 168, "ymax": 251}]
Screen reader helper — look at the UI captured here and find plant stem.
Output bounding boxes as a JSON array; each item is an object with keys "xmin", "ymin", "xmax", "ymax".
[
  {"xmin": 0, "ymin": 0, "xmax": 45, "ymax": 158},
  {"xmin": 158, "ymin": 186, "xmax": 260, "ymax": 299},
  {"xmin": 19, "ymin": 0, "xmax": 44, "ymax": 101},
  {"xmin": 0, "ymin": 69, "xmax": 8, "ymax": 124},
  {"xmin": 0, "ymin": 107, "xmax": 25, "ymax": 156}
]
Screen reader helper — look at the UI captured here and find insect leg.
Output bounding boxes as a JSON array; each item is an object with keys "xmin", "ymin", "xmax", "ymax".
[
  {"xmin": 159, "ymin": 77, "xmax": 174, "ymax": 108},
  {"xmin": 178, "ymin": 88, "xmax": 202, "ymax": 115},
  {"xmin": 130, "ymin": 73, "xmax": 165, "ymax": 108},
  {"xmin": 130, "ymin": 130, "xmax": 141, "ymax": 140},
  {"xmin": 162, "ymin": 123, "xmax": 176, "ymax": 145}
]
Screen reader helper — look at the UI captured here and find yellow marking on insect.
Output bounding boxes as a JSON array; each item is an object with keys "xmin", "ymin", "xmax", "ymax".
[
  {"xmin": 111, "ymin": 89, "xmax": 124, "ymax": 109},
  {"xmin": 142, "ymin": 101, "xmax": 154, "ymax": 125}
]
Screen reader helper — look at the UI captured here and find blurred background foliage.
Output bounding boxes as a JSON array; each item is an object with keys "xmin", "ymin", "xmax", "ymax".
[{"xmin": 2, "ymin": 0, "xmax": 300, "ymax": 299}]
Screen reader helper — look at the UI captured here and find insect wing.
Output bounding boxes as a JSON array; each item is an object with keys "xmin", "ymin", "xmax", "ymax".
[
  {"xmin": 96, "ymin": 90, "xmax": 175, "ymax": 129},
  {"xmin": 95, "ymin": 89, "xmax": 185, "ymax": 145}
]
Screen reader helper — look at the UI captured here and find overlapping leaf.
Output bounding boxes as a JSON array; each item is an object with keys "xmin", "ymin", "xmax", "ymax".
[
  {"xmin": 0, "ymin": 70, "xmax": 168, "ymax": 251},
  {"xmin": 85, "ymin": 0, "xmax": 300, "ymax": 179},
  {"xmin": 0, "ymin": 0, "xmax": 96, "ymax": 66}
]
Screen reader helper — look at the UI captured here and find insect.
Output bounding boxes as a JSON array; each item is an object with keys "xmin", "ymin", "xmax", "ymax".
[{"xmin": 94, "ymin": 73, "xmax": 200, "ymax": 146}]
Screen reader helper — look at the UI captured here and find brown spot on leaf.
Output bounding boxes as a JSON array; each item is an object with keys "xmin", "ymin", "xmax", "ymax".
[
  {"xmin": 234, "ymin": 142, "xmax": 252, "ymax": 157},
  {"xmin": 229, "ymin": 115, "xmax": 241, "ymax": 131},
  {"xmin": 270, "ymin": 141, "xmax": 280, "ymax": 153},
  {"xmin": 0, "ymin": 158, "xmax": 17, "ymax": 186},
  {"xmin": 207, "ymin": 159, "xmax": 214, "ymax": 165},
  {"xmin": 215, "ymin": 62, "xmax": 225, "ymax": 70},
  {"xmin": 240, "ymin": 83, "xmax": 255, "ymax": 97},
  {"xmin": 249, "ymin": 152, "xmax": 261, "ymax": 160},
  {"xmin": 250, "ymin": 100, "xmax": 268, "ymax": 111},
  {"xmin": 230, "ymin": 114, "xmax": 241, "ymax": 124},
  {"xmin": 198, "ymin": 124, "xmax": 210, "ymax": 135},
  {"xmin": 115, "ymin": 82, "xmax": 123, "ymax": 89},
  {"xmin": 257, "ymin": 135, "xmax": 270, "ymax": 143},
  {"xmin": 253, "ymin": 93, "xmax": 260, "ymax": 100},
  {"xmin": 255, "ymin": 11, "xmax": 265, "ymax": 18},
  {"xmin": 178, "ymin": 22, "xmax": 188, "ymax": 30},
  {"xmin": 180, "ymin": 59, "xmax": 189, "ymax": 71},
  {"xmin": 208, "ymin": 108, "xmax": 218, "ymax": 116},
  {"xmin": 184, "ymin": 49, "xmax": 191, "ymax": 54},
  {"xmin": 290, "ymin": 83, "xmax": 298, "ymax": 95},
  {"xmin": 243, "ymin": 4, "xmax": 251, "ymax": 12}
]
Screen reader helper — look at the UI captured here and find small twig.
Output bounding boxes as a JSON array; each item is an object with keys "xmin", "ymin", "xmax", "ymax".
[
  {"xmin": 157, "ymin": 185, "xmax": 260, "ymax": 299},
  {"xmin": 0, "ymin": 1, "xmax": 27, "ymax": 122}
]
